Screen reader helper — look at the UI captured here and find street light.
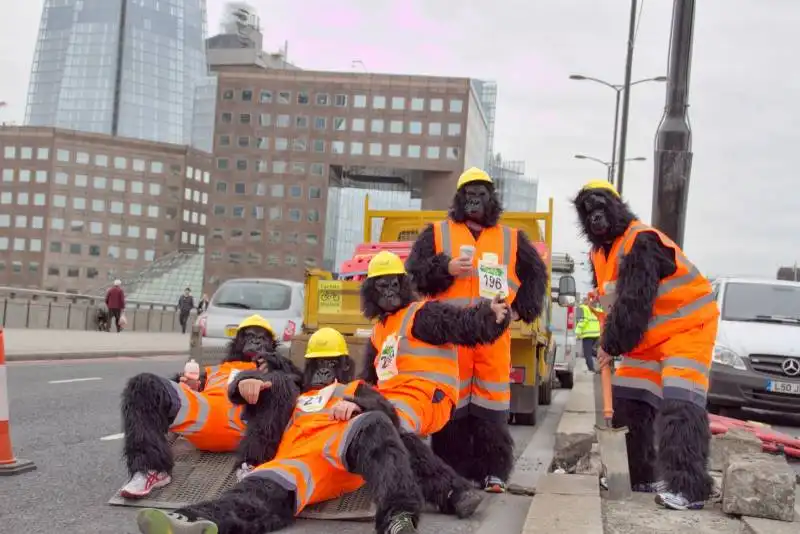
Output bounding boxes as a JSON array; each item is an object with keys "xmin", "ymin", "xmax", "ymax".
[
  {"xmin": 574, "ymin": 154, "xmax": 646, "ymax": 181},
  {"xmin": 569, "ymin": 74, "xmax": 666, "ymax": 191}
]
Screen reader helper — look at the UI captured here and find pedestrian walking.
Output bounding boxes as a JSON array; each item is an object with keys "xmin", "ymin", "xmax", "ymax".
[
  {"xmin": 197, "ymin": 293, "xmax": 210, "ymax": 314},
  {"xmin": 177, "ymin": 288, "xmax": 195, "ymax": 334},
  {"xmin": 575, "ymin": 296, "xmax": 601, "ymax": 372},
  {"xmin": 106, "ymin": 280, "xmax": 126, "ymax": 333}
]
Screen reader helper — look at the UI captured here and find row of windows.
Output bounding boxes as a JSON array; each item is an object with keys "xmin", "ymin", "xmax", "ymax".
[
  {"xmin": 208, "ymin": 250, "xmax": 319, "ymax": 268},
  {"xmin": 214, "ymin": 181, "xmax": 323, "ymax": 200},
  {"xmin": 1, "ymin": 169, "xmax": 164, "ymax": 196},
  {"xmin": 185, "ymin": 166, "xmax": 212, "ymax": 184},
  {"xmin": 0, "ymin": 214, "xmax": 163, "ymax": 241},
  {"xmin": 1, "ymin": 145, "xmax": 167, "ymax": 173},
  {"xmin": 219, "ymin": 114, "xmax": 462, "ymax": 137},
  {"xmin": 0, "ymin": 191, "xmax": 163, "ymax": 218},
  {"xmin": 216, "ymin": 158, "xmax": 327, "ymax": 175},
  {"xmin": 223, "ymin": 89, "xmax": 465, "ymax": 114},
  {"xmin": 209, "ymin": 228, "xmax": 319, "ymax": 246},
  {"xmin": 0, "ymin": 236, "xmax": 154, "ymax": 262},
  {"xmin": 210, "ymin": 205, "xmax": 321, "ymax": 223},
  {"xmin": 218, "ymin": 136, "xmax": 458, "ymax": 157}
]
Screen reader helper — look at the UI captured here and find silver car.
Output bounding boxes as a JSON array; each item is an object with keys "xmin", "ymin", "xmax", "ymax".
[{"xmin": 198, "ymin": 278, "xmax": 304, "ymax": 357}]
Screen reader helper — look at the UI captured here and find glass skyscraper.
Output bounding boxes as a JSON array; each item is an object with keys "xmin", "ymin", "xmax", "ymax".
[{"xmin": 25, "ymin": 0, "xmax": 208, "ymax": 146}]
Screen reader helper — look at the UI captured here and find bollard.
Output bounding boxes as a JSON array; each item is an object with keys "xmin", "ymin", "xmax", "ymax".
[{"xmin": 0, "ymin": 327, "xmax": 36, "ymax": 476}]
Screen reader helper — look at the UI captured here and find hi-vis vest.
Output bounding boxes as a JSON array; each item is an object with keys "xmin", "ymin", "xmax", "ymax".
[
  {"xmin": 370, "ymin": 301, "xmax": 459, "ymax": 406},
  {"xmin": 432, "ymin": 220, "xmax": 521, "ymax": 306},
  {"xmin": 281, "ymin": 381, "xmax": 362, "ymax": 441},
  {"xmin": 203, "ymin": 361, "xmax": 258, "ymax": 397},
  {"xmin": 576, "ymin": 304, "xmax": 601, "ymax": 339},
  {"xmin": 591, "ymin": 220, "xmax": 719, "ymax": 352}
]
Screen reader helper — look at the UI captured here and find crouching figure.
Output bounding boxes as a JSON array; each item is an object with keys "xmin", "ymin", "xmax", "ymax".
[{"xmin": 118, "ymin": 314, "xmax": 299, "ymax": 499}]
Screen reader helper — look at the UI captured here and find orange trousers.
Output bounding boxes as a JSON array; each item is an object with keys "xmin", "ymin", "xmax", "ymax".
[
  {"xmin": 612, "ymin": 320, "xmax": 718, "ymax": 408},
  {"xmin": 168, "ymin": 381, "xmax": 246, "ymax": 452},
  {"xmin": 378, "ymin": 384, "xmax": 454, "ymax": 437},
  {"xmin": 455, "ymin": 329, "xmax": 511, "ymax": 421},
  {"xmin": 245, "ymin": 411, "xmax": 385, "ymax": 514}
]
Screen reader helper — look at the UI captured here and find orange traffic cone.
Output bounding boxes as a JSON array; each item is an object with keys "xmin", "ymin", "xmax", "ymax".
[{"xmin": 0, "ymin": 327, "xmax": 36, "ymax": 476}]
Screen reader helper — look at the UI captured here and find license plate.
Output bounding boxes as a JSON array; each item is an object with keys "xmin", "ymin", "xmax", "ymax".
[
  {"xmin": 225, "ymin": 326, "xmax": 238, "ymax": 337},
  {"xmin": 767, "ymin": 380, "xmax": 800, "ymax": 395}
]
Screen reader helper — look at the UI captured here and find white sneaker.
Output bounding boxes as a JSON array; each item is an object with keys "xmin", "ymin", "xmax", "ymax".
[
  {"xmin": 120, "ymin": 470, "xmax": 172, "ymax": 499},
  {"xmin": 235, "ymin": 462, "xmax": 254, "ymax": 482}
]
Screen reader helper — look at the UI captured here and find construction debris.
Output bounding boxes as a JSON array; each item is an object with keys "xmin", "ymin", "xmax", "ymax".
[
  {"xmin": 709, "ymin": 426, "xmax": 763, "ymax": 472},
  {"xmin": 722, "ymin": 452, "xmax": 796, "ymax": 522}
]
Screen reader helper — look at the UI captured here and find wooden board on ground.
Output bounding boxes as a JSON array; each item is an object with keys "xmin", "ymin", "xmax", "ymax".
[{"xmin": 108, "ymin": 436, "xmax": 376, "ymax": 520}]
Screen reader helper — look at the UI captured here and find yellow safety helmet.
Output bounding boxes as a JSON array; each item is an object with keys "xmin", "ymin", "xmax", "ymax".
[
  {"xmin": 236, "ymin": 314, "xmax": 276, "ymax": 337},
  {"xmin": 456, "ymin": 167, "xmax": 493, "ymax": 190},
  {"xmin": 580, "ymin": 179, "xmax": 620, "ymax": 198},
  {"xmin": 367, "ymin": 250, "xmax": 406, "ymax": 279},
  {"xmin": 305, "ymin": 327, "xmax": 349, "ymax": 359}
]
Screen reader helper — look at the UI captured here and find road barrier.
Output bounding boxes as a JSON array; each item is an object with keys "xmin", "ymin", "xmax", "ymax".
[{"xmin": 0, "ymin": 327, "xmax": 36, "ymax": 476}]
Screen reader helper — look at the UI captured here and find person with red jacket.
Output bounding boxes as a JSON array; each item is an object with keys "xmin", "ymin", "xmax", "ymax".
[{"xmin": 105, "ymin": 279, "xmax": 126, "ymax": 333}]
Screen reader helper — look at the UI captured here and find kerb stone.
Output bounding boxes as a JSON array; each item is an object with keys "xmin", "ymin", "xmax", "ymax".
[
  {"xmin": 709, "ymin": 427, "xmax": 762, "ymax": 472},
  {"xmin": 722, "ymin": 452, "xmax": 796, "ymax": 522}
]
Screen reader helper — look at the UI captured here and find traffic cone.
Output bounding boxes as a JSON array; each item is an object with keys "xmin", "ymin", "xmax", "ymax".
[{"xmin": 0, "ymin": 327, "xmax": 36, "ymax": 476}]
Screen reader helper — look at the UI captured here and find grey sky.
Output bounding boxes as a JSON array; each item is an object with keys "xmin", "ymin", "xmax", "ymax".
[{"xmin": 1, "ymin": 1, "xmax": 795, "ymax": 287}]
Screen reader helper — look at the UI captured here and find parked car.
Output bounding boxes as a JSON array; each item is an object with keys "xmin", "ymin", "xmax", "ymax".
[
  {"xmin": 551, "ymin": 299, "xmax": 576, "ymax": 389},
  {"xmin": 707, "ymin": 277, "xmax": 800, "ymax": 416},
  {"xmin": 197, "ymin": 278, "xmax": 304, "ymax": 357}
]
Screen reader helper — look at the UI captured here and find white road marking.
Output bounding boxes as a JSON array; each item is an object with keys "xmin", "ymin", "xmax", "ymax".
[
  {"xmin": 48, "ymin": 377, "xmax": 103, "ymax": 384},
  {"xmin": 100, "ymin": 433, "xmax": 125, "ymax": 441}
]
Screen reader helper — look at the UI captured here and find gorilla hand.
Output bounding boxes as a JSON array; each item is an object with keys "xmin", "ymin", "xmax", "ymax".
[
  {"xmin": 238, "ymin": 378, "xmax": 272, "ymax": 404},
  {"xmin": 448, "ymin": 255, "xmax": 472, "ymax": 276},
  {"xmin": 490, "ymin": 294, "xmax": 509, "ymax": 324},
  {"xmin": 330, "ymin": 399, "xmax": 362, "ymax": 421}
]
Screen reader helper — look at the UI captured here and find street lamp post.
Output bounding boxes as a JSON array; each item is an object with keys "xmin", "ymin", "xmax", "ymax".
[
  {"xmin": 569, "ymin": 74, "xmax": 666, "ymax": 191},
  {"xmin": 574, "ymin": 154, "xmax": 646, "ymax": 181}
]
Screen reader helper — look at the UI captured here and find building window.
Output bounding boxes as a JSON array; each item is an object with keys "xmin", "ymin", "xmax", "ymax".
[
  {"xmin": 127, "ymin": 225, "xmax": 140, "ymax": 238},
  {"xmin": 51, "ymin": 218, "xmax": 64, "ymax": 230},
  {"xmin": 311, "ymin": 163, "xmax": 325, "ymax": 176},
  {"xmin": 278, "ymin": 91, "xmax": 291, "ymax": 104},
  {"xmin": 3, "ymin": 146, "xmax": 15, "ymax": 158},
  {"xmin": 69, "ymin": 243, "xmax": 81, "ymax": 255},
  {"xmin": 313, "ymin": 139, "xmax": 325, "ymax": 153},
  {"xmin": 289, "ymin": 209, "xmax": 301, "ymax": 222},
  {"xmin": 110, "ymin": 201, "xmax": 124, "ymax": 214},
  {"xmin": 446, "ymin": 147, "xmax": 460, "ymax": 160},
  {"xmin": 271, "ymin": 184, "xmax": 284, "ymax": 198},
  {"xmin": 293, "ymin": 138, "xmax": 307, "ymax": 151},
  {"xmin": 32, "ymin": 216, "xmax": 44, "ymax": 228},
  {"xmin": 350, "ymin": 142, "xmax": 364, "ymax": 156},
  {"xmin": 309, "ymin": 187, "xmax": 322, "ymax": 199},
  {"xmin": 450, "ymin": 99, "xmax": 464, "ymax": 113},
  {"xmin": 352, "ymin": 118, "xmax": 365, "ymax": 132},
  {"xmin": 292, "ymin": 162, "xmax": 306, "ymax": 175},
  {"xmin": 56, "ymin": 149, "xmax": 70, "ymax": 162},
  {"xmin": 86, "ymin": 267, "xmax": 99, "ymax": 279},
  {"xmin": 125, "ymin": 248, "xmax": 139, "ymax": 260},
  {"xmin": 76, "ymin": 152, "xmax": 89, "ymax": 164},
  {"xmin": 70, "ymin": 220, "xmax": 84, "ymax": 233},
  {"xmin": 1, "ymin": 169, "xmax": 12, "ymax": 182},
  {"xmin": 273, "ymin": 161, "xmax": 287, "ymax": 173},
  {"xmin": 275, "ymin": 138, "xmax": 288, "ymax": 151},
  {"xmin": 234, "ymin": 183, "xmax": 246, "ymax": 194},
  {"xmin": 369, "ymin": 143, "xmax": 382, "ymax": 156},
  {"xmin": 133, "ymin": 158, "xmax": 145, "ymax": 171},
  {"xmin": 37, "ymin": 147, "xmax": 50, "ymax": 160},
  {"xmin": 296, "ymin": 115, "xmax": 309, "ymax": 128},
  {"xmin": 307, "ymin": 209, "xmax": 320, "ymax": 223},
  {"xmin": 12, "ymin": 238, "xmax": 25, "ymax": 251},
  {"xmin": 331, "ymin": 141, "xmax": 345, "ymax": 154},
  {"xmin": 276, "ymin": 114, "xmax": 290, "ymax": 128},
  {"xmin": 410, "ymin": 97, "xmax": 425, "ymax": 111},
  {"xmin": 237, "ymin": 136, "xmax": 249, "ymax": 148},
  {"xmin": 15, "ymin": 215, "xmax": 27, "ymax": 228},
  {"xmin": 130, "ymin": 203, "xmax": 142, "ymax": 216},
  {"xmin": 426, "ymin": 146, "xmax": 441, "ymax": 159},
  {"xmin": 408, "ymin": 145, "xmax": 421, "ymax": 158},
  {"xmin": 353, "ymin": 95, "xmax": 367, "ymax": 108},
  {"xmin": 93, "ymin": 176, "xmax": 107, "ymax": 189},
  {"xmin": 429, "ymin": 122, "xmax": 442, "ymax": 136},
  {"xmin": 20, "ymin": 147, "xmax": 31, "ymax": 159},
  {"xmin": 0, "ymin": 192, "xmax": 9, "ymax": 204},
  {"xmin": 148, "ymin": 183, "xmax": 160, "ymax": 196},
  {"xmin": 259, "ymin": 90, "xmax": 272, "ymax": 103},
  {"xmin": 223, "ymin": 89, "xmax": 234, "ymax": 100},
  {"xmin": 314, "ymin": 117, "xmax": 326, "ymax": 130},
  {"xmin": 334, "ymin": 94, "xmax": 348, "ymax": 107},
  {"xmin": 108, "ymin": 246, "xmax": 120, "ymax": 259},
  {"xmin": 315, "ymin": 93, "xmax": 329, "ymax": 106},
  {"xmin": 95, "ymin": 154, "xmax": 108, "ymax": 167},
  {"xmin": 236, "ymin": 159, "xmax": 247, "ymax": 171},
  {"xmin": 221, "ymin": 112, "xmax": 232, "ymax": 123},
  {"xmin": 430, "ymin": 98, "xmax": 444, "ymax": 112},
  {"xmin": 391, "ymin": 97, "xmax": 405, "ymax": 110},
  {"xmin": 75, "ymin": 174, "xmax": 87, "ymax": 187},
  {"xmin": 241, "ymin": 89, "xmax": 253, "ymax": 101},
  {"xmin": 67, "ymin": 267, "xmax": 80, "ymax": 278},
  {"xmin": 90, "ymin": 222, "xmax": 103, "ymax": 235},
  {"xmin": 333, "ymin": 117, "xmax": 346, "ymax": 131},
  {"xmin": 47, "ymin": 266, "xmax": 59, "ymax": 276},
  {"xmin": 252, "ymin": 206, "xmax": 264, "ymax": 220},
  {"xmin": 289, "ymin": 185, "xmax": 302, "ymax": 198},
  {"xmin": 19, "ymin": 170, "xmax": 31, "ymax": 182},
  {"xmin": 53, "ymin": 194, "xmax": 66, "ymax": 208},
  {"xmin": 218, "ymin": 135, "xmax": 231, "ymax": 147},
  {"xmin": 269, "ymin": 206, "xmax": 282, "ymax": 221},
  {"xmin": 239, "ymin": 114, "xmax": 251, "ymax": 124},
  {"xmin": 447, "ymin": 123, "xmax": 462, "ymax": 136},
  {"xmin": 298, "ymin": 91, "xmax": 310, "ymax": 105},
  {"xmin": 50, "ymin": 241, "xmax": 62, "ymax": 253},
  {"xmin": 409, "ymin": 121, "xmax": 422, "ymax": 135},
  {"xmin": 35, "ymin": 170, "xmax": 48, "ymax": 183},
  {"xmin": 131, "ymin": 181, "xmax": 143, "ymax": 194},
  {"xmin": 114, "ymin": 156, "xmax": 127, "ymax": 169},
  {"xmin": 388, "ymin": 144, "xmax": 402, "ymax": 157},
  {"xmin": 146, "ymin": 228, "xmax": 157, "ymax": 240},
  {"xmin": 256, "ymin": 136, "xmax": 269, "ymax": 149},
  {"xmin": 259, "ymin": 113, "xmax": 272, "ymax": 127},
  {"xmin": 257, "ymin": 160, "xmax": 268, "ymax": 172},
  {"xmin": 371, "ymin": 119, "xmax": 384, "ymax": 133},
  {"xmin": 390, "ymin": 120, "xmax": 403, "ymax": 134},
  {"xmin": 34, "ymin": 193, "xmax": 46, "ymax": 206},
  {"xmin": 373, "ymin": 96, "xmax": 386, "ymax": 109}
]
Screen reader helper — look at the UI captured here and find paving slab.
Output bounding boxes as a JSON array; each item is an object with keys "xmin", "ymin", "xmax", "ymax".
[
  {"xmin": 522, "ymin": 493, "xmax": 603, "ymax": 533},
  {"xmin": 740, "ymin": 486, "xmax": 800, "ymax": 533},
  {"xmin": 603, "ymin": 492, "xmax": 743, "ymax": 533}
]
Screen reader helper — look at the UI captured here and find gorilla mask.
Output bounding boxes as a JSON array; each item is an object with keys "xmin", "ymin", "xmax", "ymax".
[
  {"xmin": 573, "ymin": 188, "xmax": 637, "ymax": 248},
  {"xmin": 303, "ymin": 356, "xmax": 354, "ymax": 390},
  {"xmin": 360, "ymin": 273, "xmax": 415, "ymax": 320},
  {"xmin": 449, "ymin": 183, "xmax": 503, "ymax": 228},
  {"xmin": 233, "ymin": 326, "xmax": 277, "ymax": 363}
]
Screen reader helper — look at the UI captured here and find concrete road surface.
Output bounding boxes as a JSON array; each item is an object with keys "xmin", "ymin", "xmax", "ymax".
[{"xmin": 0, "ymin": 356, "xmax": 558, "ymax": 534}]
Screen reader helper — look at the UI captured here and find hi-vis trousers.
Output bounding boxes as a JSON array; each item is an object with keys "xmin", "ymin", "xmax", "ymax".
[
  {"xmin": 455, "ymin": 329, "xmax": 511, "ymax": 422},
  {"xmin": 167, "ymin": 381, "xmax": 247, "ymax": 452}
]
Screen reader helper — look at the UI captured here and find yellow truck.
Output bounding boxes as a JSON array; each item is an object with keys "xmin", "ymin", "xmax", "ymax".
[{"xmin": 290, "ymin": 196, "xmax": 576, "ymax": 426}]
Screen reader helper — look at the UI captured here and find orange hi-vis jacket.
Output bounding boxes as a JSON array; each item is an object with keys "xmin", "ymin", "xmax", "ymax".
[
  {"xmin": 248, "ymin": 380, "xmax": 368, "ymax": 514},
  {"xmin": 591, "ymin": 220, "xmax": 720, "ymax": 407},
  {"xmin": 432, "ymin": 219, "xmax": 517, "ymax": 420},
  {"xmin": 168, "ymin": 361, "xmax": 257, "ymax": 452},
  {"xmin": 433, "ymin": 219, "xmax": 521, "ymax": 307},
  {"xmin": 371, "ymin": 301, "xmax": 459, "ymax": 436}
]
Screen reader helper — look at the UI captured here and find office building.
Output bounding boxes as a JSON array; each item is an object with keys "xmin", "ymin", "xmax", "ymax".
[
  {"xmin": 0, "ymin": 126, "xmax": 212, "ymax": 293},
  {"xmin": 491, "ymin": 156, "xmax": 539, "ymax": 211},
  {"xmin": 25, "ymin": 0, "xmax": 209, "ymax": 146},
  {"xmin": 205, "ymin": 67, "xmax": 489, "ymax": 287}
]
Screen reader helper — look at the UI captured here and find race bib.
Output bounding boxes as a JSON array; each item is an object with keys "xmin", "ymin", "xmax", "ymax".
[
  {"xmin": 376, "ymin": 334, "xmax": 400, "ymax": 382},
  {"xmin": 226, "ymin": 369, "xmax": 241, "ymax": 386},
  {"xmin": 297, "ymin": 382, "xmax": 338, "ymax": 413},
  {"xmin": 478, "ymin": 261, "xmax": 509, "ymax": 299}
]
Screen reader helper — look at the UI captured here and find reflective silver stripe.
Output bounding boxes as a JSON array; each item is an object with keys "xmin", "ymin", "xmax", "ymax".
[
  {"xmin": 657, "ymin": 261, "xmax": 701, "ymax": 297},
  {"xmin": 469, "ymin": 395, "xmax": 509, "ymax": 412},
  {"xmin": 662, "ymin": 376, "xmax": 707, "ymax": 395},
  {"xmin": 456, "ymin": 395, "xmax": 470, "ymax": 409},
  {"xmin": 615, "ymin": 223, "xmax": 649, "ymax": 263},
  {"xmin": 438, "ymin": 220, "xmax": 452, "ymax": 256},
  {"xmin": 337, "ymin": 411, "xmax": 382, "ymax": 470},
  {"xmin": 168, "ymin": 381, "xmax": 210, "ymax": 434},
  {"xmin": 618, "ymin": 357, "xmax": 661, "ymax": 373},
  {"xmin": 502, "ymin": 226, "xmax": 512, "ymax": 266},
  {"xmin": 227, "ymin": 405, "xmax": 246, "ymax": 434},
  {"xmin": 662, "ymin": 356, "xmax": 710, "ymax": 376},
  {"xmin": 407, "ymin": 370, "xmax": 458, "ymax": 390},
  {"xmin": 404, "ymin": 346, "xmax": 458, "ymax": 361},
  {"xmin": 389, "ymin": 397, "xmax": 421, "ymax": 433},
  {"xmin": 443, "ymin": 297, "xmax": 471, "ymax": 307},
  {"xmin": 322, "ymin": 432, "xmax": 341, "ymax": 469},
  {"xmin": 611, "ymin": 375, "xmax": 663, "ymax": 399},
  {"xmin": 648, "ymin": 293, "xmax": 716, "ymax": 329},
  {"xmin": 281, "ymin": 459, "xmax": 316, "ymax": 511},
  {"xmin": 249, "ymin": 460, "xmax": 315, "ymax": 513},
  {"xmin": 459, "ymin": 378, "xmax": 473, "ymax": 391},
  {"xmin": 203, "ymin": 366, "xmax": 225, "ymax": 390},
  {"xmin": 472, "ymin": 376, "xmax": 509, "ymax": 392}
]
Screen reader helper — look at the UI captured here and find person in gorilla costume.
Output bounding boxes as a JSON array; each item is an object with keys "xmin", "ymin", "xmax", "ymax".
[
  {"xmin": 135, "ymin": 323, "xmax": 491, "ymax": 534},
  {"xmin": 405, "ymin": 167, "xmax": 548, "ymax": 492},
  {"xmin": 573, "ymin": 180, "xmax": 719, "ymax": 511},
  {"xmin": 119, "ymin": 314, "xmax": 301, "ymax": 499}
]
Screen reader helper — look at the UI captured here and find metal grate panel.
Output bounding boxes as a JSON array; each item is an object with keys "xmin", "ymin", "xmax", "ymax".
[{"xmin": 108, "ymin": 436, "xmax": 375, "ymax": 520}]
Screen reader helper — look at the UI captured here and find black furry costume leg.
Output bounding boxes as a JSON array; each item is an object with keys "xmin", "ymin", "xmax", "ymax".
[
  {"xmin": 612, "ymin": 397, "xmax": 657, "ymax": 487},
  {"xmin": 656, "ymin": 398, "xmax": 713, "ymax": 502},
  {"xmin": 470, "ymin": 416, "xmax": 515, "ymax": 483},
  {"xmin": 121, "ymin": 373, "xmax": 179, "ymax": 476},
  {"xmin": 431, "ymin": 416, "xmax": 475, "ymax": 480}
]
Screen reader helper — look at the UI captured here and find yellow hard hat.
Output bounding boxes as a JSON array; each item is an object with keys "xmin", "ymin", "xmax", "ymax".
[
  {"xmin": 580, "ymin": 179, "xmax": 620, "ymax": 198},
  {"xmin": 236, "ymin": 314, "xmax": 275, "ymax": 336},
  {"xmin": 456, "ymin": 167, "xmax": 493, "ymax": 190},
  {"xmin": 305, "ymin": 327, "xmax": 349, "ymax": 359},
  {"xmin": 367, "ymin": 250, "xmax": 406, "ymax": 279}
]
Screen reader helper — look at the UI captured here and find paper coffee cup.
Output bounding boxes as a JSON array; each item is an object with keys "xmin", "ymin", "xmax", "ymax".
[{"xmin": 460, "ymin": 245, "xmax": 475, "ymax": 259}]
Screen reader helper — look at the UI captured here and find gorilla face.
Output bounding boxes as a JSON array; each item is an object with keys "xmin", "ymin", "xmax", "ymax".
[
  {"xmin": 360, "ymin": 273, "xmax": 415, "ymax": 320},
  {"xmin": 235, "ymin": 326, "xmax": 276, "ymax": 362},
  {"xmin": 573, "ymin": 189, "xmax": 637, "ymax": 247},
  {"xmin": 449, "ymin": 183, "xmax": 503, "ymax": 228},
  {"xmin": 303, "ymin": 356, "xmax": 353, "ymax": 389}
]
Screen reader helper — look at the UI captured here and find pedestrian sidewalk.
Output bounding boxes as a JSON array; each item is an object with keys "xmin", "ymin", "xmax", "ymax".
[{"xmin": 2, "ymin": 328, "xmax": 190, "ymax": 361}]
